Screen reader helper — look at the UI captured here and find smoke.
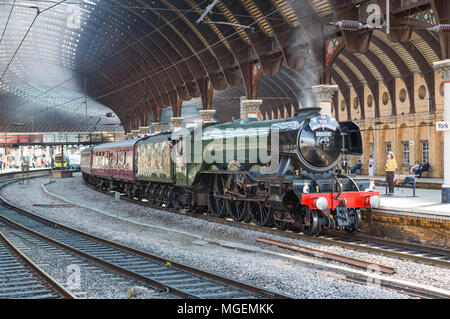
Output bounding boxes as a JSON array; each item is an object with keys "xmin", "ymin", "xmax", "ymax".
[{"xmin": 287, "ymin": 2, "xmax": 323, "ymax": 109}]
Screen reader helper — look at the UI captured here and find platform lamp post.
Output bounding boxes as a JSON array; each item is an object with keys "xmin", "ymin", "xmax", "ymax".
[
  {"xmin": 49, "ymin": 145, "xmax": 54, "ymax": 183},
  {"xmin": 433, "ymin": 60, "xmax": 450, "ymax": 203},
  {"xmin": 20, "ymin": 145, "xmax": 24, "ymax": 185}
]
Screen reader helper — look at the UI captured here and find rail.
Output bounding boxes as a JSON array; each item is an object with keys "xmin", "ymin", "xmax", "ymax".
[
  {"xmin": 0, "ymin": 178, "xmax": 291, "ymax": 299},
  {"xmin": 0, "ymin": 230, "xmax": 75, "ymax": 299}
]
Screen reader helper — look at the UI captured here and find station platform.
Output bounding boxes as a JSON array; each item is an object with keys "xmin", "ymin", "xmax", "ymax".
[
  {"xmin": 373, "ymin": 186, "xmax": 450, "ymax": 217},
  {"xmin": 0, "ymin": 168, "xmax": 51, "ymax": 182},
  {"xmin": 359, "ymin": 185, "xmax": 450, "ymax": 247},
  {"xmin": 354, "ymin": 175, "xmax": 443, "ymax": 190},
  {"xmin": 0, "ymin": 168, "xmax": 50, "ymax": 174}
]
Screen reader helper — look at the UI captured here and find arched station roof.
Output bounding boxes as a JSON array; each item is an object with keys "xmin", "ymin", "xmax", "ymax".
[{"xmin": 0, "ymin": 0, "xmax": 448, "ymax": 132}]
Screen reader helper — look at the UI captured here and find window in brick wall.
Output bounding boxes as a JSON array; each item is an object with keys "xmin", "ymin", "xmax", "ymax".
[
  {"xmin": 421, "ymin": 140, "xmax": 429, "ymax": 163},
  {"xmin": 385, "ymin": 142, "xmax": 392, "ymax": 155},
  {"xmin": 402, "ymin": 142, "xmax": 410, "ymax": 165}
]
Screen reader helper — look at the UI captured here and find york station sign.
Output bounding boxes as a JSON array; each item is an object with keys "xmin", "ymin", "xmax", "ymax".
[{"xmin": 436, "ymin": 121, "xmax": 450, "ymax": 132}]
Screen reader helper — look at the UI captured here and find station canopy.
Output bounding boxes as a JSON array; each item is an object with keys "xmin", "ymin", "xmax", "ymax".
[{"xmin": 0, "ymin": 0, "xmax": 447, "ymax": 132}]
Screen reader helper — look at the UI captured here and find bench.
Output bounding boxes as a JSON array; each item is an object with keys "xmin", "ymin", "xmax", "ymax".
[
  {"xmin": 395, "ymin": 175, "xmax": 419, "ymax": 197},
  {"xmin": 380, "ymin": 175, "xmax": 419, "ymax": 197}
]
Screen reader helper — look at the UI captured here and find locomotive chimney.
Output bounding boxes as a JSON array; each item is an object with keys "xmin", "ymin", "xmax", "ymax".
[{"xmin": 312, "ymin": 85, "xmax": 338, "ymax": 117}]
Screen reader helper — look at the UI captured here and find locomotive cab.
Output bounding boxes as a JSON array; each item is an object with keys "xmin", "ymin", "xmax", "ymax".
[{"xmin": 339, "ymin": 121, "xmax": 363, "ymax": 155}]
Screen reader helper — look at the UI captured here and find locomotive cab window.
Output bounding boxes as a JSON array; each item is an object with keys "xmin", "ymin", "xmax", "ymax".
[{"xmin": 339, "ymin": 122, "xmax": 363, "ymax": 155}]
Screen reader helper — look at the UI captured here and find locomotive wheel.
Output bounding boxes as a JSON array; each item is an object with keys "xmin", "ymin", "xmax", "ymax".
[
  {"xmin": 324, "ymin": 214, "xmax": 336, "ymax": 230},
  {"xmin": 208, "ymin": 175, "xmax": 227, "ymax": 218},
  {"xmin": 170, "ymin": 188, "xmax": 180, "ymax": 209},
  {"xmin": 250, "ymin": 202, "xmax": 274, "ymax": 227},
  {"xmin": 247, "ymin": 184, "xmax": 273, "ymax": 227},
  {"xmin": 149, "ymin": 185, "xmax": 159, "ymax": 204},
  {"xmin": 345, "ymin": 209, "xmax": 361, "ymax": 233},
  {"xmin": 228, "ymin": 200, "xmax": 247, "ymax": 222},
  {"xmin": 163, "ymin": 187, "xmax": 177, "ymax": 208},
  {"xmin": 125, "ymin": 184, "xmax": 133, "ymax": 198},
  {"xmin": 144, "ymin": 186, "xmax": 152, "ymax": 203},
  {"xmin": 300, "ymin": 207, "xmax": 319, "ymax": 236},
  {"xmin": 161, "ymin": 186, "xmax": 171, "ymax": 207},
  {"xmin": 146, "ymin": 185, "xmax": 154, "ymax": 203},
  {"xmin": 132, "ymin": 185, "xmax": 141, "ymax": 200},
  {"xmin": 274, "ymin": 219, "xmax": 288, "ymax": 231},
  {"xmin": 226, "ymin": 178, "xmax": 248, "ymax": 222},
  {"xmin": 154, "ymin": 185, "xmax": 163, "ymax": 206}
]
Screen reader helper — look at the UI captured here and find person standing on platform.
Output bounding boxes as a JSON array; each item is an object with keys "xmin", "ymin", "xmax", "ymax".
[
  {"xmin": 342, "ymin": 157, "xmax": 348, "ymax": 173},
  {"xmin": 368, "ymin": 155, "xmax": 375, "ymax": 177},
  {"xmin": 385, "ymin": 151, "xmax": 397, "ymax": 196}
]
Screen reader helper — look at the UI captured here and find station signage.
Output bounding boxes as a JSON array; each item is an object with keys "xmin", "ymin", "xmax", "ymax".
[
  {"xmin": 43, "ymin": 135, "xmax": 55, "ymax": 143},
  {"xmin": 436, "ymin": 121, "xmax": 450, "ymax": 131}
]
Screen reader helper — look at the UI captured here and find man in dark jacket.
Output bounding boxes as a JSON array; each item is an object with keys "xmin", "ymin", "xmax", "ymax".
[
  {"xmin": 417, "ymin": 160, "xmax": 430, "ymax": 177},
  {"xmin": 351, "ymin": 160, "xmax": 363, "ymax": 174}
]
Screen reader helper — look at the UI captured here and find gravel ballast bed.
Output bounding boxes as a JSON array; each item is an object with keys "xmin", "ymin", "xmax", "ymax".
[
  {"xmin": 2, "ymin": 175, "xmax": 444, "ymax": 298},
  {"xmin": 0, "ymin": 225, "xmax": 166, "ymax": 299}
]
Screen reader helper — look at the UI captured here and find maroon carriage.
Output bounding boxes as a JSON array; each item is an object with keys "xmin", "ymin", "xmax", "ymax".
[{"xmin": 90, "ymin": 138, "xmax": 141, "ymax": 181}]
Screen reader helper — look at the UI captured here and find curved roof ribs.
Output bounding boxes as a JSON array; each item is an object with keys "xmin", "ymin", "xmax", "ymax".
[{"xmin": 341, "ymin": 50, "xmax": 381, "ymax": 118}]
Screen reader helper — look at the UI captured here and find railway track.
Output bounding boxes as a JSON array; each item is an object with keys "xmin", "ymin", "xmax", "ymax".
[
  {"xmin": 83, "ymin": 183, "xmax": 450, "ymax": 269},
  {"xmin": 319, "ymin": 232, "xmax": 450, "ymax": 267},
  {"xmin": 0, "ymin": 188, "xmax": 290, "ymax": 299},
  {"xmin": 0, "ymin": 229, "xmax": 74, "ymax": 299},
  {"xmin": 38, "ymin": 182, "xmax": 450, "ymax": 299}
]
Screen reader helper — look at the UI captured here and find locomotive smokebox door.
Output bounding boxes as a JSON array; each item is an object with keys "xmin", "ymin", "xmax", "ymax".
[{"xmin": 339, "ymin": 122, "xmax": 363, "ymax": 155}]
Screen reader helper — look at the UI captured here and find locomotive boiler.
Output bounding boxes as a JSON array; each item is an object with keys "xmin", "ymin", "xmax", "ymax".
[{"xmin": 81, "ymin": 107, "xmax": 380, "ymax": 236}]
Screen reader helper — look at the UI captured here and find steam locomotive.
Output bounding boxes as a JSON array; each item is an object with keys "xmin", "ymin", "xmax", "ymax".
[{"xmin": 81, "ymin": 107, "xmax": 380, "ymax": 236}]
